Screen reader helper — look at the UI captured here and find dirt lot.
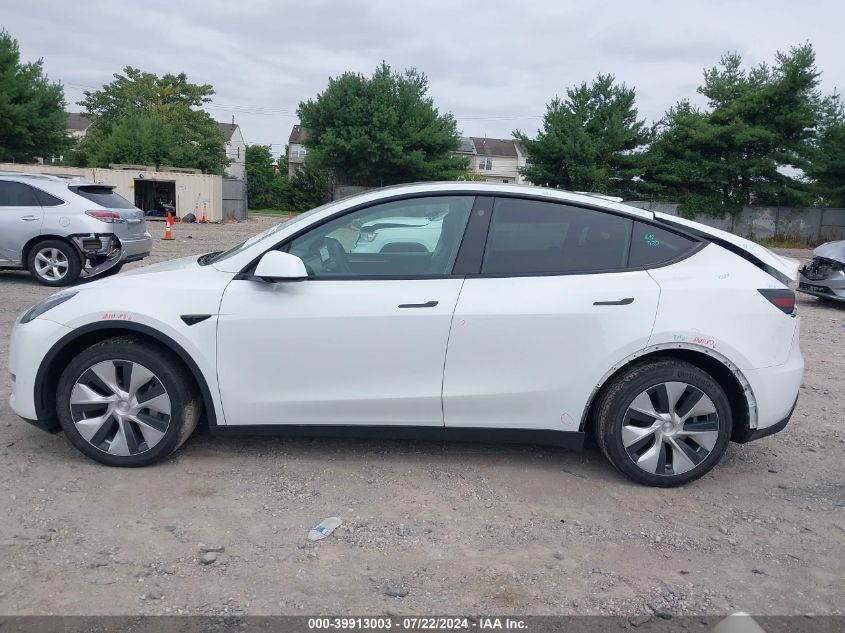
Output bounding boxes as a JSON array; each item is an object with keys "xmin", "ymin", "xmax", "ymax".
[{"xmin": 0, "ymin": 217, "xmax": 842, "ymax": 617}]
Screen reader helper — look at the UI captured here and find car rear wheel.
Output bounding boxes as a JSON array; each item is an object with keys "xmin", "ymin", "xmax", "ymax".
[
  {"xmin": 55, "ymin": 337, "xmax": 200, "ymax": 467},
  {"xmin": 594, "ymin": 359, "xmax": 732, "ymax": 487},
  {"xmin": 27, "ymin": 239, "xmax": 82, "ymax": 286}
]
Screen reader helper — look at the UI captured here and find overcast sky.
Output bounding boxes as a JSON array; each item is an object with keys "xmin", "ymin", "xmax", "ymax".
[{"xmin": 5, "ymin": 0, "xmax": 845, "ymax": 158}]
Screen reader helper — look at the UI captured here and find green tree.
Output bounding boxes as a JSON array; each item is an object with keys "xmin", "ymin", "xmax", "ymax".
[
  {"xmin": 515, "ymin": 74, "xmax": 649, "ymax": 197},
  {"xmin": 297, "ymin": 62, "xmax": 467, "ymax": 186},
  {"xmin": 0, "ymin": 29, "xmax": 69, "ymax": 162},
  {"xmin": 285, "ymin": 159, "xmax": 330, "ymax": 209},
  {"xmin": 245, "ymin": 144, "xmax": 278, "ymax": 209},
  {"xmin": 807, "ymin": 95, "xmax": 845, "ymax": 206},
  {"xmin": 75, "ymin": 66, "xmax": 227, "ymax": 174},
  {"xmin": 643, "ymin": 44, "xmax": 823, "ymax": 215}
]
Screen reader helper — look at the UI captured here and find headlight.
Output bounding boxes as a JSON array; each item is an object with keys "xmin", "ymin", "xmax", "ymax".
[{"xmin": 20, "ymin": 291, "xmax": 78, "ymax": 324}]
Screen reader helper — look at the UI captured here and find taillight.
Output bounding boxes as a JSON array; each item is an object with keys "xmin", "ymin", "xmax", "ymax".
[
  {"xmin": 85, "ymin": 210, "xmax": 124, "ymax": 223},
  {"xmin": 758, "ymin": 288, "xmax": 796, "ymax": 315}
]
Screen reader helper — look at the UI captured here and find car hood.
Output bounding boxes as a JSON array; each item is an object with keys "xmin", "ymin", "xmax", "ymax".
[
  {"xmin": 654, "ymin": 212, "xmax": 800, "ymax": 281},
  {"xmin": 812, "ymin": 240, "xmax": 845, "ymax": 263},
  {"xmin": 119, "ymin": 255, "xmax": 202, "ymax": 276},
  {"xmin": 82, "ymin": 255, "xmax": 206, "ymax": 291}
]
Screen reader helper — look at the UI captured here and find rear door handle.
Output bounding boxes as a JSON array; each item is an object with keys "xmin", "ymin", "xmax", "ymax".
[
  {"xmin": 21, "ymin": 215, "xmax": 40, "ymax": 221},
  {"xmin": 398, "ymin": 300, "xmax": 439, "ymax": 308},
  {"xmin": 593, "ymin": 297, "xmax": 634, "ymax": 306}
]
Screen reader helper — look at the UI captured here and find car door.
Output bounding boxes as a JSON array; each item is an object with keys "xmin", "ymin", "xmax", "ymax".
[
  {"xmin": 443, "ymin": 196, "xmax": 661, "ymax": 432},
  {"xmin": 0, "ymin": 180, "xmax": 44, "ymax": 266},
  {"xmin": 216, "ymin": 195, "xmax": 475, "ymax": 427}
]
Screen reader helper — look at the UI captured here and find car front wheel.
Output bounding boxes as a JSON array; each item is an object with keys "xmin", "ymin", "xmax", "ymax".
[
  {"xmin": 594, "ymin": 358, "xmax": 732, "ymax": 487},
  {"xmin": 55, "ymin": 337, "xmax": 201, "ymax": 467}
]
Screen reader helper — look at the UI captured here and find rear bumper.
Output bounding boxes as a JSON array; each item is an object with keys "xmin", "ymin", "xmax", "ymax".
[
  {"xmin": 732, "ymin": 396, "xmax": 797, "ymax": 443},
  {"xmin": 735, "ymin": 323, "xmax": 803, "ymax": 442},
  {"xmin": 119, "ymin": 233, "xmax": 153, "ymax": 262}
]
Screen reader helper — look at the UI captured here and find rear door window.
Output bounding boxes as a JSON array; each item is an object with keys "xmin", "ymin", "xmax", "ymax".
[
  {"xmin": 0, "ymin": 181, "xmax": 40, "ymax": 207},
  {"xmin": 481, "ymin": 198, "xmax": 633, "ymax": 274},
  {"xmin": 629, "ymin": 221, "xmax": 696, "ymax": 267},
  {"xmin": 71, "ymin": 186, "xmax": 135, "ymax": 209}
]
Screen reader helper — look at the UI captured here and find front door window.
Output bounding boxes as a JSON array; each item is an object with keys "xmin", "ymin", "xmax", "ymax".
[{"xmin": 288, "ymin": 196, "xmax": 474, "ymax": 277}]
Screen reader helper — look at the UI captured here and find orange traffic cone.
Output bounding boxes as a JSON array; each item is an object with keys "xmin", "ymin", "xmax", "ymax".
[
  {"xmin": 288, "ymin": 211, "xmax": 293, "ymax": 219},
  {"xmin": 166, "ymin": 211, "xmax": 174, "ymax": 226},
  {"xmin": 200, "ymin": 203, "xmax": 208, "ymax": 224},
  {"xmin": 163, "ymin": 222, "xmax": 174, "ymax": 240}
]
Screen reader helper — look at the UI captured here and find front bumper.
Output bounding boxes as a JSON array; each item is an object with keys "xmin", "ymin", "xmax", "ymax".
[
  {"xmin": 797, "ymin": 278, "xmax": 845, "ymax": 303},
  {"xmin": 8, "ymin": 317, "xmax": 71, "ymax": 428}
]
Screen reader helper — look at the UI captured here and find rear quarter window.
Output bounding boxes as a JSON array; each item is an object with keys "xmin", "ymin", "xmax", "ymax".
[
  {"xmin": 629, "ymin": 221, "xmax": 696, "ymax": 267},
  {"xmin": 71, "ymin": 186, "xmax": 135, "ymax": 209},
  {"xmin": 32, "ymin": 187, "xmax": 65, "ymax": 206}
]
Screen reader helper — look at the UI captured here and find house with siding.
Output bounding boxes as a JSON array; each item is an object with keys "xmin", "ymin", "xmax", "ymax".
[
  {"xmin": 65, "ymin": 112, "xmax": 93, "ymax": 139},
  {"xmin": 217, "ymin": 121, "xmax": 246, "ymax": 179},
  {"xmin": 284, "ymin": 124, "xmax": 530, "ymax": 185},
  {"xmin": 458, "ymin": 137, "xmax": 529, "ymax": 184},
  {"xmin": 287, "ymin": 124, "xmax": 309, "ymax": 178}
]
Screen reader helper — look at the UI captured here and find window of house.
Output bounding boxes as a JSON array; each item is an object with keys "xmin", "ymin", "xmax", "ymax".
[
  {"xmin": 290, "ymin": 144, "xmax": 307, "ymax": 159},
  {"xmin": 481, "ymin": 198, "xmax": 633, "ymax": 275},
  {"xmin": 478, "ymin": 157, "xmax": 492, "ymax": 170},
  {"xmin": 287, "ymin": 196, "xmax": 474, "ymax": 277},
  {"xmin": 0, "ymin": 181, "xmax": 40, "ymax": 207},
  {"xmin": 628, "ymin": 221, "xmax": 696, "ymax": 267}
]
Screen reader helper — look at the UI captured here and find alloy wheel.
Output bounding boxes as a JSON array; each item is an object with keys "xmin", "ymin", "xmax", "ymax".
[
  {"xmin": 69, "ymin": 360, "xmax": 172, "ymax": 456},
  {"xmin": 621, "ymin": 381, "xmax": 720, "ymax": 476},
  {"xmin": 34, "ymin": 247, "xmax": 69, "ymax": 282}
]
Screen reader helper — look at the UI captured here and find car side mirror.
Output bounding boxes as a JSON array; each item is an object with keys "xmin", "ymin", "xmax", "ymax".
[{"xmin": 253, "ymin": 251, "xmax": 308, "ymax": 282}]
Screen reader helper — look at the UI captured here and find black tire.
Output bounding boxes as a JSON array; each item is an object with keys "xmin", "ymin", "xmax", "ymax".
[
  {"xmin": 55, "ymin": 336, "xmax": 201, "ymax": 467},
  {"xmin": 27, "ymin": 239, "xmax": 82, "ymax": 286},
  {"xmin": 594, "ymin": 358, "xmax": 732, "ymax": 487}
]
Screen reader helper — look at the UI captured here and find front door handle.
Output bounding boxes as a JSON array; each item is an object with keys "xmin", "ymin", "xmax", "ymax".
[
  {"xmin": 398, "ymin": 300, "xmax": 439, "ymax": 308},
  {"xmin": 21, "ymin": 215, "xmax": 40, "ymax": 221},
  {"xmin": 593, "ymin": 297, "xmax": 634, "ymax": 306}
]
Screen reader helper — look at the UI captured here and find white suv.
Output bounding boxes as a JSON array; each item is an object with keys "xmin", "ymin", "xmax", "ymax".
[
  {"xmin": 8, "ymin": 183, "xmax": 803, "ymax": 486},
  {"xmin": 0, "ymin": 172, "xmax": 152, "ymax": 285}
]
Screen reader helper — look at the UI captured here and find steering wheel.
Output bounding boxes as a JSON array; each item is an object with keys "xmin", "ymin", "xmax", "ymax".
[{"xmin": 321, "ymin": 236, "xmax": 351, "ymax": 274}]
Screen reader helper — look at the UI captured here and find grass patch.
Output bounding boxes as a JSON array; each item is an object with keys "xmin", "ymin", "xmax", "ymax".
[
  {"xmin": 757, "ymin": 235, "xmax": 830, "ymax": 249},
  {"xmin": 249, "ymin": 208, "xmax": 302, "ymax": 216}
]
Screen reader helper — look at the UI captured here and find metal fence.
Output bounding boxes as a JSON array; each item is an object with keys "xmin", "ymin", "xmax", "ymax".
[
  {"xmin": 625, "ymin": 201, "xmax": 845, "ymax": 241},
  {"xmin": 222, "ymin": 178, "xmax": 248, "ymax": 220}
]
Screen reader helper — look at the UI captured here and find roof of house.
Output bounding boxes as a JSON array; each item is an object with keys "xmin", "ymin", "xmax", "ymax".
[
  {"xmin": 66, "ymin": 112, "xmax": 93, "ymax": 132},
  {"xmin": 217, "ymin": 122, "xmax": 239, "ymax": 140},
  {"xmin": 470, "ymin": 137, "xmax": 519, "ymax": 157},
  {"xmin": 289, "ymin": 124, "xmax": 309, "ymax": 144},
  {"xmin": 457, "ymin": 137, "xmax": 476, "ymax": 154}
]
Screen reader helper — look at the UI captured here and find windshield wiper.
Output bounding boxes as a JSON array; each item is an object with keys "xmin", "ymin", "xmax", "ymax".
[{"xmin": 197, "ymin": 251, "xmax": 223, "ymax": 266}]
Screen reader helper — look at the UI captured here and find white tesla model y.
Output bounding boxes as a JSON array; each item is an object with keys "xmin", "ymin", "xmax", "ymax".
[{"xmin": 8, "ymin": 183, "xmax": 803, "ymax": 486}]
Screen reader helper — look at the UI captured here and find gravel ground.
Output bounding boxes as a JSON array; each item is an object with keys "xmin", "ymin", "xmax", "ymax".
[{"xmin": 0, "ymin": 217, "xmax": 842, "ymax": 617}]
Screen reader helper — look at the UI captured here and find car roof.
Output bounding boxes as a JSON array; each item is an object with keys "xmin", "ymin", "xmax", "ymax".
[
  {"xmin": 334, "ymin": 182, "xmax": 654, "ymax": 220},
  {"xmin": 0, "ymin": 171, "xmax": 90, "ymax": 185}
]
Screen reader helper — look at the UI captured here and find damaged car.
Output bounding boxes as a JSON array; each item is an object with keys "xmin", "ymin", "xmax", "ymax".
[
  {"xmin": 798, "ymin": 240, "xmax": 845, "ymax": 304},
  {"xmin": 0, "ymin": 172, "xmax": 152, "ymax": 286}
]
